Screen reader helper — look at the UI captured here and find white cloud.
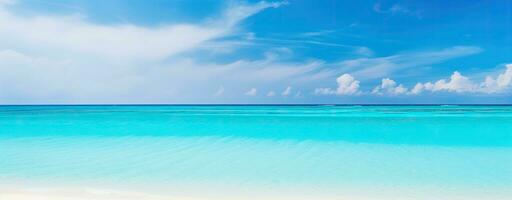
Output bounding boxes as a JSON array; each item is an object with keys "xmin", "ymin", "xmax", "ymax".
[
  {"xmin": 480, "ymin": 64, "xmax": 512, "ymax": 93},
  {"xmin": 281, "ymin": 86, "xmax": 292, "ymax": 96},
  {"xmin": 315, "ymin": 64, "xmax": 512, "ymax": 97},
  {"xmin": 410, "ymin": 72, "xmax": 476, "ymax": 94},
  {"xmin": 245, "ymin": 88, "xmax": 257, "ymax": 96},
  {"xmin": 409, "ymin": 64, "xmax": 512, "ymax": 95},
  {"xmin": 372, "ymin": 78, "xmax": 408, "ymax": 95},
  {"xmin": 410, "ymin": 83, "xmax": 426, "ymax": 95},
  {"xmin": 431, "ymin": 71, "xmax": 476, "ymax": 92},
  {"xmin": 0, "ymin": 2, "xmax": 308, "ymax": 103},
  {"xmin": 267, "ymin": 91, "xmax": 276, "ymax": 97},
  {"xmin": 315, "ymin": 74, "xmax": 360, "ymax": 96},
  {"xmin": 335, "ymin": 74, "xmax": 361, "ymax": 95},
  {"xmin": 0, "ymin": 1, "xmax": 285, "ymax": 62},
  {"xmin": 394, "ymin": 85, "xmax": 409, "ymax": 95},
  {"xmin": 1, "ymin": 15, "xmax": 215, "ymax": 63},
  {"xmin": 0, "ymin": 47, "xmax": 332, "ymax": 103},
  {"xmin": 497, "ymin": 64, "xmax": 512, "ymax": 87}
]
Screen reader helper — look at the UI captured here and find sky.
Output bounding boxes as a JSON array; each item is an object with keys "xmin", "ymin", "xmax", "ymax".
[{"xmin": 0, "ymin": 0, "xmax": 511, "ymax": 104}]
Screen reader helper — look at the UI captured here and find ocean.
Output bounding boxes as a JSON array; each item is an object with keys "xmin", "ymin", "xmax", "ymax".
[{"xmin": 0, "ymin": 105, "xmax": 511, "ymax": 200}]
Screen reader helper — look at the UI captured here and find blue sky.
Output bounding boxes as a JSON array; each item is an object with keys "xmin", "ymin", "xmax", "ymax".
[{"xmin": 0, "ymin": 0, "xmax": 511, "ymax": 104}]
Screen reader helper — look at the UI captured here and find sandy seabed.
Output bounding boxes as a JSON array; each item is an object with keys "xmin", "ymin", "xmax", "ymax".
[
  {"xmin": 2, "ymin": 186, "xmax": 511, "ymax": 200},
  {"xmin": 0, "ymin": 187, "xmax": 209, "ymax": 200}
]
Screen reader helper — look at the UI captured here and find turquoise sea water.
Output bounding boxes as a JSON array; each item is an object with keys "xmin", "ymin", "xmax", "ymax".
[{"xmin": 0, "ymin": 105, "xmax": 511, "ymax": 199}]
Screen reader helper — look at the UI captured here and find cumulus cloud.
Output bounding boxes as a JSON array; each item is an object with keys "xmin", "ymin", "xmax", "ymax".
[
  {"xmin": 409, "ymin": 71, "xmax": 477, "ymax": 94},
  {"xmin": 245, "ymin": 88, "xmax": 257, "ymax": 96},
  {"xmin": 372, "ymin": 78, "xmax": 408, "ymax": 95},
  {"xmin": 281, "ymin": 86, "xmax": 292, "ymax": 96},
  {"xmin": 431, "ymin": 71, "xmax": 477, "ymax": 92},
  {"xmin": 409, "ymin": 64, "xmax": 512, "ymax": 95},
  {"xmin": 497, "ymin": 64, "xmax": 512, "ymax": 87},
  {"xmin": 316, "ymin": 64, "xmax": 512, "ymax": 97},
  {"xmin": 315, "ymin": 74, "xmax": 360, "ymax": 95},
  {"xmin": 335, "ymin": 74, "xmax": 361, "ymax": 95},
  {"xmin": 410, "ymin": 83, "xmax": 430, "ymax": 95},
  {"xmin": 267, "ymin": 91, "xmax": 276, "ymax": 97},
  {"xmin": 480, "ymin": 64, "xmax": 512, "ymax": 93}
]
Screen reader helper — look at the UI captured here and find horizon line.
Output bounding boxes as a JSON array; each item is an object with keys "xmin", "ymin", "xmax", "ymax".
[{"xmin": 1, "ymin": 104, "xmax": 512, "ymax": 106}]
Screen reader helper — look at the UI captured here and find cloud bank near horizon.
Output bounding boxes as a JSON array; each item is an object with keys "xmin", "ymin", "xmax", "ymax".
[{"xmin": 316, "ymin": 64, "xmax": 512, "ymax": 96}]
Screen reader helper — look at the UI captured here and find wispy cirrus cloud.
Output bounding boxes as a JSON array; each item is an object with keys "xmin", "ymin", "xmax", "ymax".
[
  {"xmin": 333, "ymin": 46, "xmax": 482, "ymax": 80},
  {"xmin": 0, "ymin": 1, "xmax": 284, "ymax": 62},
  {"xmin": 373, "ymin": 3, "xmax": 422, "ymax": 18},
  {"xmin": 235, "ymin": 33, "xmax": 375, "ymax": 57},
  {"xmin": 0, "ymin": 1, "xmax": 302, "ymax": 104}
]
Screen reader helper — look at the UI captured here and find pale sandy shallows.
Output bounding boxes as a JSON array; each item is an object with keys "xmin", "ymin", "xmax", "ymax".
[
  {"xmin": 2, "ymin": 186, "xmax": 511, "ymax": 200},
  {"xmin": 0, "ymin": 187, "xmax": 207, "ymax": 200}
]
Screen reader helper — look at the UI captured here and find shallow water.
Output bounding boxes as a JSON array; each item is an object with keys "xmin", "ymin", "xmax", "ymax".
[{"xmin": 1, "ymin": 105, "xmax": 511, "ymax": 199}]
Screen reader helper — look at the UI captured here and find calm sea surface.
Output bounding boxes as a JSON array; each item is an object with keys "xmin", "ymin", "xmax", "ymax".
[{"xmin": 1, "ymin": 105, "xmax": 511, "ymax": 199}]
